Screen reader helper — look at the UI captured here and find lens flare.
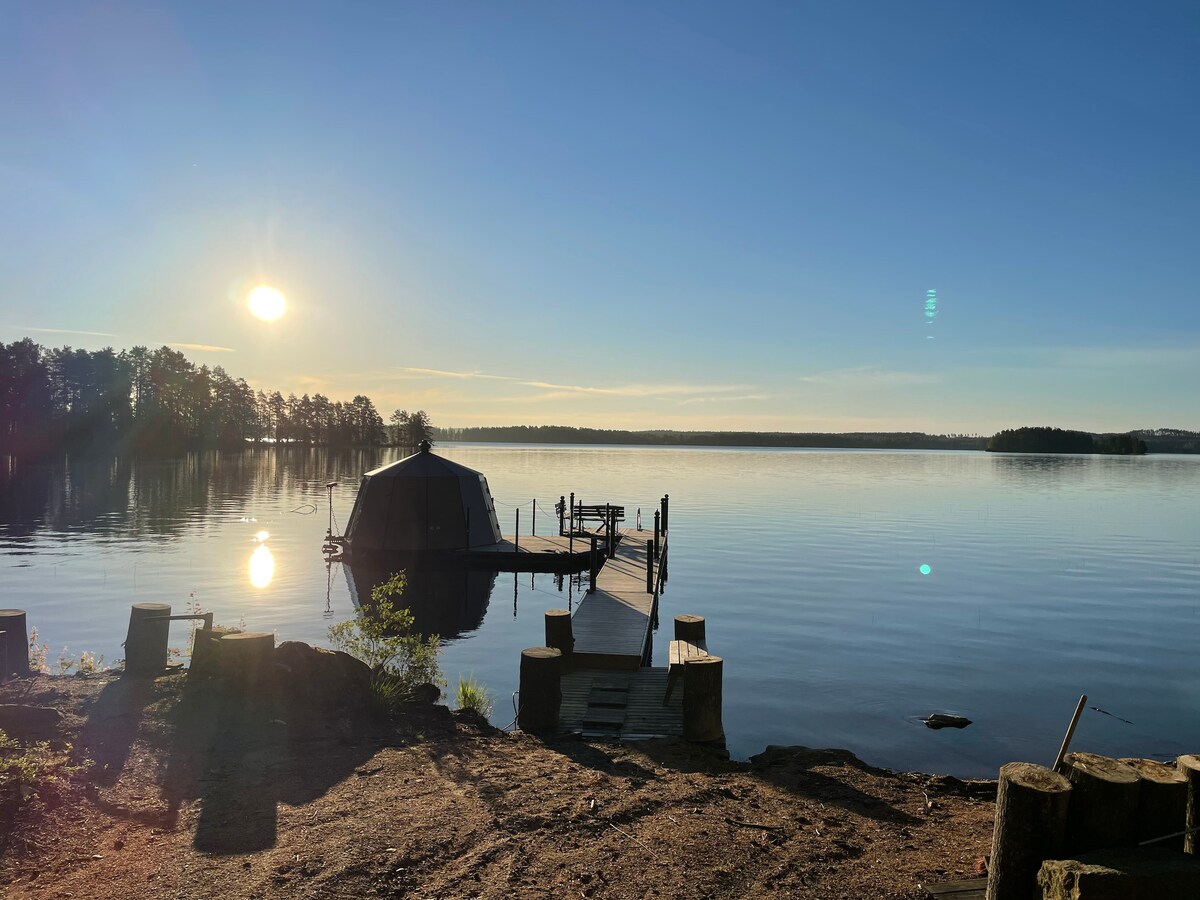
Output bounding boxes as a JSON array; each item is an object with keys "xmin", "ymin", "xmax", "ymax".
[{"xmin": 919, "ymin": 564, "xmax": 932, "ymax": 575}]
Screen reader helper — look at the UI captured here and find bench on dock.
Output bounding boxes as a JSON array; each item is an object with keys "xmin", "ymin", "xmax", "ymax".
[
  {"xmin": 573, "ymin": 504, "xmax": 625, "ymax": 527},
  {"xmin": 664, "ymin": 638, "xmax": 708, "ymax": 703}
]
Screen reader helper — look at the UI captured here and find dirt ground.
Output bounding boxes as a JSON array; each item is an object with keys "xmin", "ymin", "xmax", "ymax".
[{"xmin": 0, "ymin": 672, "xmax": 994, "ymax": 899}]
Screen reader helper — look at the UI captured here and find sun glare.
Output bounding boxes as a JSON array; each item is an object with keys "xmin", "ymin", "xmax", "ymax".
[{"xmin": 247, "ymin": 285, "xmax": 287, "ymax": 321}]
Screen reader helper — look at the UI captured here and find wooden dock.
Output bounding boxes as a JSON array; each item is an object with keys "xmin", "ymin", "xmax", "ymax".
[
  {"xmin": 560, "ymin": 668, "xmax": 684, "ymax": 739},
  {"xmin": 570, "ymin": 530, "xmax": 657, "ymax": 670},
  {"xmin": 453, "ymin": 534, "xmax": 592, "ymax": 572},
  {"xmin": 923, "ymin": 878, "xmax": 984, "ymax": 898}
]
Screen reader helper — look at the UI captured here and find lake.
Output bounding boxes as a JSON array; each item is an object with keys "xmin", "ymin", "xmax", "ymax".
[{"xmin": 3, "ymin": 444, "xmax": 1197, "ymax": 778}]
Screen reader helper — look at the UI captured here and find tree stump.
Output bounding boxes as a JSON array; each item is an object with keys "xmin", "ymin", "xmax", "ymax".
[
  {"xmin": 218, "ymin": 632, "xmax": 276, "ymax": 695},
  {"xmin": 518, "ymin": 647, "xmax": 562, "ymax": 735},
  {"xmin": 544, "ymin": 610, "xmax": 573, "ymax": 656},
  {"xmin": 0, "ymin": 609, "xmax": 29, "ymax": 677},
  {"xmin": 1060, "ymin": 752, "xmax": 1140, "ymax": 852},
  {"xmin": 1179, "ymin": 755, "xmax": 1200, "ymax": 854},
  {"xmin": 187, "ymin": 626, "xmax": 243, "ymax": 678},
  {"xmin": 674, "ymin": 614, "xmax": 706, "ymax": 643},
  {"xmin": 986, "ymin": 762, "xmax": 1072, "ymax": 900},
  {"xmin": 682, "ymin": 654, "xmax": 723, "ymax": 742},
  {"xmin": 1120, "ymin": 758, "xmax": 1188, "ymax": 850},
  {"xmin": 124, "ymin": 603, "xmax": 171, "ymax": 676}
]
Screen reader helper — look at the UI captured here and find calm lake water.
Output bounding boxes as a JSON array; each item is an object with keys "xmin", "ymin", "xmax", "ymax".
[{"xmin": 3, "ymin": 445, "xmax": 1198, "ymax": 777}]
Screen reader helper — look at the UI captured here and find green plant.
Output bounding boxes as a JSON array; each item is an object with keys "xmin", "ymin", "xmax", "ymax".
[
  {"xmin": 28, "ymin": 628, "xmax": 48, "ymax": 674},
  {"xmin": 327, "ymin": 571, "xmax": 443, "ymax": 715},
  {"xmin": 0, "ymin": 729, "xmax": 89, "ymax": 798},
  {"xmin": 456, "ymin": 674, "xmax": 493, "ymax": 718},
  {"xmin": 52, "ymin": 647, "xmax": 107, "ymax": 676}
]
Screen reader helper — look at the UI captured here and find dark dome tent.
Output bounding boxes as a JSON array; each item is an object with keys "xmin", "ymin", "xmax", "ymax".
[{"xmin": 344, "ymin": 442, "xmax": 502, "ymax": 556}]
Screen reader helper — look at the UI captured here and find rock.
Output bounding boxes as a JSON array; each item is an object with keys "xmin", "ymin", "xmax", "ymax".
[
  {"xmin": 1038, "ymin": 847, "xmax": 1200, "ymax": 899},
  {"xmin": 409, "ymin": 682, "xmax": 440, "ymax": 705},
  {"xmin": 274, "ymin": 642, "xmax": 372, "ymax": 717},
  {"xmin": 922, "ymin": 714, "xmax": 971, "ymax": 729},
  {"xmin": 0, "ymin": 705, "xmax": 63, "ymax": 740},
  {"xmin": 749, "ymin": 745, "xmax": 862, "ymax": 770}
]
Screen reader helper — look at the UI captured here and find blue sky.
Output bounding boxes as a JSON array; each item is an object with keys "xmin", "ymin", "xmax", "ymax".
[{"xmin": 2, "ymin": 1, "xmax": 1196, "ymax": 433}]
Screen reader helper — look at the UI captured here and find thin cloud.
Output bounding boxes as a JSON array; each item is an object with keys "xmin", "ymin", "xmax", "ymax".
[
  {"xmin": 393, "ymin": 366, "xmax": 516, "ymax": 381},
  {"xmin": 678, "ymin": 393, "xmax": 772, "ymax": 405},
  {"xmin": 799, "ymin": 367, "xmax": 942, "ymax": 388},
  {"xmin": 519, "ymin": 379, "xmax": 755, "ymax": 398},
  {"xmin": 164, "ymin": 342, "xmax": 236, "ymax": 353},
  {"xmin": 12, "ymin": 326, "xmax": 119, "ymax": 338}
]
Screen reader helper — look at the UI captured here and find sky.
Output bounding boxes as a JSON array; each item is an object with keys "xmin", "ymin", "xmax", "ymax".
[{"xmin": 1, "ymin": 1, "xmax": 1197, "ymax": 434}]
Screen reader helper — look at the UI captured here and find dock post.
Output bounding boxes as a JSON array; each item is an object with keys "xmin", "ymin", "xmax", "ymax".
[
  {"xmin": 637, "ymin": 507, "xmax": 642, "ymax": 531},
  {"xmin": 515, "ymin": 508, "xmax": 520, "ymax": 553},
  {"xmin": 653, "ymin": 511, "xmax": 660, "ymax": 559},
  {"xmin": 674, "ymin": 615, "xmax": 705, "ymax": 643},
  {"xmin": 682, "ymin": 655, "xmax": 723, "ymax": 742},
  {"xmin": 589, "ymin": 535, "xmax": 598, "ymax": 592},
  {"xmin": 662, "ymin": 494, "xmax": 669, "ymax": 534},
  {"xmin": 544, "ymin": 609, "xmax": 573, "ymax": 656},
  {"xmin": 518, "ymin": 647, "xmax": 562, "ymax": 735},
  {"xmin": 0, "ymin": 609, "xmax": 30, "ymax": 677},
  {"xmin": 569, "ymin": 492, "xmax": 575, "ymax": 534},
  {"xmin": 559, "ymin": 496, "xmax": 565, "ymax": 536},
  {"xmin": 646, "ymin": 540, "xmax": 654, "ymax": 593},
  {"xmin": 605, "ymin": 503, "xmax": 612, "ymax": 557},
  {"xmin": 532, "ymin": 499, "xmax": 536, "ymax": 536},
  {"xmin": 124, "ymin": 603, "xmax": 172, "ymax": 676}
]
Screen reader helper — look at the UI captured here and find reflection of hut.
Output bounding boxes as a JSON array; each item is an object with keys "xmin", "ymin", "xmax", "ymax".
[
  {"xmin": 344, "ymin": 564, "xmax": 496, "ymax": 640},
  {"xmin": 343, "ymin": 442, "xmax": 502, "ymax": 560}
]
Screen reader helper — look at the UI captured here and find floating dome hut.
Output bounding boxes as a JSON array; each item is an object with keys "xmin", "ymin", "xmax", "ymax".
[{"xmin": 343, "ymin": 441, "xmax": 502, "ymax": 556}]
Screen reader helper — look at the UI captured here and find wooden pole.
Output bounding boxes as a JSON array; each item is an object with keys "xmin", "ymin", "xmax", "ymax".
[
  {"xmin": 1120, "ymin": 758, "xmax": 1188, "ymax": 850},
  {"xmin": 985, "ymin": 762, "xmax": 1072, "ymax": 900},
  {"xmin": 682, "ymin": 655, "xmax": 722, "ymax": 742},
  {"xmin": 1052, "ymin": 694, "xmax": 1088, "ymax": 772},
  {"xmin": 0, "ymin": 609, "xmax": 29, "ymax": 677},
  {"xmin": 605, "ymin": 503, "xmax": 612, "ymax": 557},
  {"xmin": 532, "ymin": 499, "xmax": 536, "ymax": 536},
  {"xmin": 515, "ymin": 508, "xmax": 520, "ymax": 552},
  {"xmin": 646, "ymin": 540, "xmax": 654, "ymax": 593},
  {"xmin": 662, "ymin": 494, "xmax": 669, "ymax": 533},
  {"xmin": 517, "ymin": 646, "xmax": 562, "ymax": 735},
  {"xmin": 1060, "ymin": 752, "xmax": 1141, "ymax": 852},
  {"xmin": 559, "ymin": 495, "xmax": 565, "ymax": 536},
  {"xmin": 674, "ymin": 614, "xmax": 706, "ymax": 643},
  {"xmin": 589, "ymin": 535, "xmax": 598, "ymax": 592},
  {"xmin": 1179, "ymin": 755, "xmax": 1200, "ymax": 854},
  {"xmin": 544, "ymin": 610, "xmax": 573, "ymax": 656},
  {"xmin": 569, "ymin": 492, "xmax": 575, "ymax": 534},
  {"xmin": 124, "ymin": 603, "xmax": 171, "ymax": 676},
  {"xmin": 653, "ymin": 511, "xmax": 660, "ymax": 559}
]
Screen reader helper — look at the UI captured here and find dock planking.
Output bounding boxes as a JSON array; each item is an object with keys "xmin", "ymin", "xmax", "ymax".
[
  {"xmin": 454, "ymin": 534, "xmax": 591, "ymax": 572},
  {"xmin": 560, "ymin": 668, "xmax": 684, "ymax": 738},
  {"xmin": 569, "ymin": 530, "xmax": 657, "ymax": 670}
]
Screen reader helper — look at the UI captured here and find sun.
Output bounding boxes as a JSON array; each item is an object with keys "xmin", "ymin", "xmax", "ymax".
[{"xmin": 247, "ymin": 284, "xmax": 287, "ymax": 321}]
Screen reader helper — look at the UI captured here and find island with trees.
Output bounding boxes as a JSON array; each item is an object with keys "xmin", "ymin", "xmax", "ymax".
[{"xmin": 986, "ymin": 426, "xmax": 1148, "ymax": 454}]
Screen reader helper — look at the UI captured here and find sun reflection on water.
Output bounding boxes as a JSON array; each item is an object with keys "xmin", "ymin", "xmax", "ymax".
[{"xmin": 249, "ymin": 542, "xmax": 275, "ymax": 589}]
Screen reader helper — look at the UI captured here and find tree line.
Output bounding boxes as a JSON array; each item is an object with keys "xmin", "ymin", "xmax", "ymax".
[
  {"xmin": 986, "ymin": 427, "xmax": 1148, "ymax": 454},
  {"xmin": 0, "ymin": 338, "xmax": 433, "ymax": 456}
]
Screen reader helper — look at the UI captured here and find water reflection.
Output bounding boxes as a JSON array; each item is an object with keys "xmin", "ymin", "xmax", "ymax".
[
  {"xmin": 249, "ymin": 543, "xmax": 275, "ymax": 589},
  {"xmin": 343, "ymin": 564, "xmax": 495, "ymax": 640}
]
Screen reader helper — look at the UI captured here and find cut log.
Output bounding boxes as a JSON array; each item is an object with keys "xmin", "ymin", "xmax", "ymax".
[
  {"xmin": 218, "ymin": 632, "xmax": 275, "ymax": 694},
  {"xmin": 544, "ymin": 610, "xmax": 573, "ymax": 656},
  {"xmin": 1179, "ymin": 755, "xmax": 1200, "ymax": 854},
  {"xmin": 0, "ymin": 609, "xmax": 30, "ymax": 677},
  {"xmin": 187, "ymin": 626, "xmax": 243, "ymax": 678},
  {"xmin": 517, "ymin": 647, "xmax": 562, "ymax": 735},
  {"xmin": 124, "ymin": 603, "xmax": 171, "ymax": 676},
  {"xmin": 674, "ymin": 614, "xmax": 705, "ymax": 643},
  {"xmin": 1038, "ymin": 847, "xmax": 1200, "ymax": 900},
  {"xmin": 986, "ymin": 762, "xmax": 1072, "ymax": 900},
  {"xmin": 1060, "ymin": 752, "xmax": 1141, "ymax": 853},
  {"xmin": 1120, "ymin": 758, "xmax": 1188, "ymax": 850},
  {"xmin": 682, "ymin": 654, "xmax": 723, "ymax": 742}
]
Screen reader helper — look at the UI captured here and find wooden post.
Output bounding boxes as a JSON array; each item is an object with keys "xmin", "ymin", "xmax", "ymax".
[
  {"xmin": 518, "ymin": 646, "xmax": 562, "ymax": 734},
  {"xmin": 219, "ymin": 632, "xmax": 276, "ymax": 694},
  {"xmin": 589, "ymin": 535, "xmax": 598, "ymax": 592},
  {"xmin": 1052, "ymin": 694, "xmax": 1087, "ymax": 772},
  {"xmin": 569, "ymin": 492, "xmax": 575, "ymax": 534},
  {"xmin": 986, "ymin": 763, "xmax": 1072, "ymax": 900},
  {"xmin": 1120, "ymin": 758, "xmax": 1188, "ymax": 850},
  {"xmin": 532, "ymin": 499, "xmax": 536, "ymax": 536},
  {"xmin": 653, "ymin": 511, "xmax": 660, "ymax": 559},
  {"xmin": 682, "ymin": 655, "xmax": 722, "ymax": 742},
  {"xmin": 662, "ymin": 494, "xmax": 669, "ymax": 533},
  {"xmin": 0, "ymin": 609, "xmax": 30, "ymax": 677},
  {"xmin": 674, "ymin": 614, "xmax": 705, "ymax": 643},
  {"xmin": 558, "ymin": 495, "xmax": 565, "ymax": 536},
  {"xmin": 646, "ymin": 540, "xmax": 654, "ymax": 593},
  {"xmin": 1060, "ymin": 752, "xmax": 1141, "ymax": 852},
  {"xmin": 605, "ymin": 503, "xmax": 612, "ymax": 557},
  {"xmin": 124, "ymin": 603, "xmax": 171, "ymax": 676},
  {"xmin": 1179, "ymin": 755, "xmax": 1200, "ymax": 854},
  {"xmin": 515, "ymin": 508, "xmax": 520, "ymax": 552},
  {"xmin": 466, "ymin": 506, "xmax": 471, "ymax": 545},
  {"xmin": 544, "ymin": 610, "xmax": 573, "ymax": 656}
]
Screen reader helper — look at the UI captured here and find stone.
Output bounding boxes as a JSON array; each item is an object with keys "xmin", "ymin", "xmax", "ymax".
[
  {"xmin": 409, "ymin": 682, "xmax": 441, "ymax": 705},
  {"xmin": 0, "ymin": 704, "xmax": 63, "ymax": 740},
  {"xmin": 274, "ymin": 642, "xmax": 372, "ymax": 717},
  {"xmin": 1038, "ymin": 847, "xmax": 1200, "ymax": 899}
]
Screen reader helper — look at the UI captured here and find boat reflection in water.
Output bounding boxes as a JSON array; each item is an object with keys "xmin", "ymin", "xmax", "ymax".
[{"xmin": 343, "ymin": 563, "xmax": 497, "ymax": 641}]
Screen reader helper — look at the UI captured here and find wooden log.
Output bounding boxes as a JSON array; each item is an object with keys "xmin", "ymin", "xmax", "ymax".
[
  {"xmin": 218, "ymin": 631, "xmax": 275, "ymax": 693},
  {"xmin": 985, "ymin": 762, "xmax": 1072, "ymax": 900},
  {"xmin": 1120, "ymin": 758, "xmax": 1188, "ymax": 850},
  {"xmin": 124, "ymin": 603, "xmax": 171, "ymax": 676},
  {"xmin": 1179, "ymin": 755, "xmax": 1200, "ymax": 854},
  {"xmin": 187, "ymin": 625, "xmax": 243, "ymax": 678},
  {"xmin": 544, "ymin": 610, "xmax": 573, "ymax": 656},
  {"xmin": 1060, "ymin": 752, "xmax": 1141, "ymax": 852},
  {"xmin": 1038, "ymin": 847, "xmax": 1200, "ymax": 900},
  {"xmin": 0, "ymin": 609, "xmax": 30, "ymax": 677},
  {"xmin": 518, "ymin": 647, "xmax": 562, "ymax": 735},
  {"xmin": 682, "ymin": 654, "xmax": 723, "ymax": 742},
  {"xmin": 674, "ymin": 614, "xmax": 706, "ymax": 643}
]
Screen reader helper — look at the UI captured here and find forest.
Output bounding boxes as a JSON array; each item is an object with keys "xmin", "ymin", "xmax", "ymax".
[
  {"xmin": 0, "ymin": 338, "xmax": 432, "ymax": 456},
  {"xmin": 986, "ymin": 426, "xmax": 1148, "ymax": 454}
]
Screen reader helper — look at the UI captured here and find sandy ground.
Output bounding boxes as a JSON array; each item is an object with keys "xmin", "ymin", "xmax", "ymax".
[{"xmin": 0, "ymin": 672, "xmax": 994, "ymax": 899}]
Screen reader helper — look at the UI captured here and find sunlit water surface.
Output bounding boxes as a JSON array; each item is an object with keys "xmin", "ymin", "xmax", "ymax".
[{"xmin": 3, "ymin": 445, "xmax": 1197, "ymax": 777}]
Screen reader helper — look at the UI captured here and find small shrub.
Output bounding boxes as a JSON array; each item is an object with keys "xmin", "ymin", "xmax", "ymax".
[
  {"xmin": 28, "ymin": 629, "xmax": 48, "ymax": 674},
  {"xmin": 0, "ymin": 728, "xmax": 88, "ymax": 798},
  {"xmin": 327, "ymin": 571, "xmax": 443, "ymax": 715},
  {"xmin": 456, "ymin": 675, "xmax": 493, "ymax": 718}
]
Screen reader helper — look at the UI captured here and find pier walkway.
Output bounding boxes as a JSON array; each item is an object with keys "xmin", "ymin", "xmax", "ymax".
[{"xmin": 571, "ymin": 530, "xmax": 657, "ymax": 670}]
